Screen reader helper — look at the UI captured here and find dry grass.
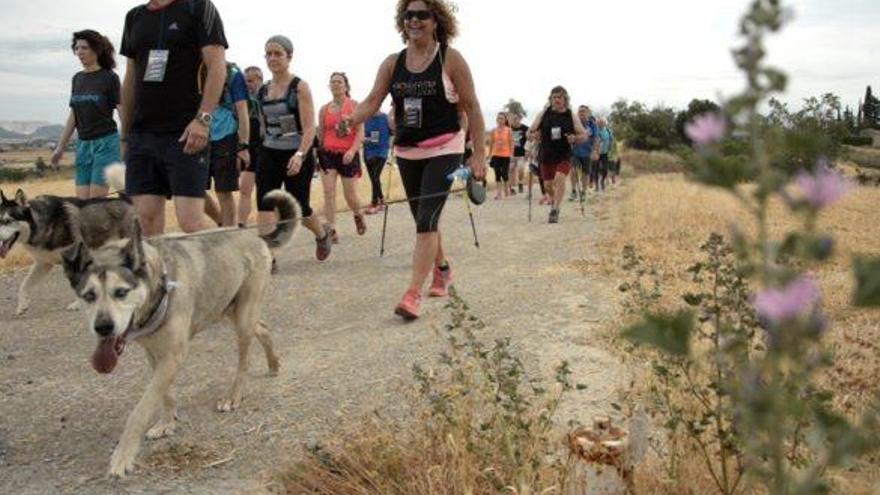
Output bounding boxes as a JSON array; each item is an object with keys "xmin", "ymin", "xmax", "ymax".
[
  {"xmin": 0, "ymin": 148, "xmax": 72, "ymax": 169},
  {"xmin": 845, "ymin": 145, "xmax": 880, "ymax": 170},
  {"xmin": 581, "ymin": 168, "xmax": 880, "ymax": 493},
  {"xmin": 0, "ymin": 165, "xmax": 410, "ymax": 271}
]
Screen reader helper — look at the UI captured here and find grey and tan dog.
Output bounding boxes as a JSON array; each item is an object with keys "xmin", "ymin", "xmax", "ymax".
[
  {"xmin": 0, "ymin": 183, "xmax": 135, "ymax": 315},
  {"xmin": 61, "ymin": 189, "xmax": 299, "ymax": 477}
]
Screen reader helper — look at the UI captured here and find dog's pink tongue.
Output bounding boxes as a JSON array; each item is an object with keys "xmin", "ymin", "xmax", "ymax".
[
  {"xmin": 92, "ymin": 338, "xmax": 120, "ymax": 374},
  {"xmin": 0, "ymin": 242, "xmax": 9, "ymax": 259}
]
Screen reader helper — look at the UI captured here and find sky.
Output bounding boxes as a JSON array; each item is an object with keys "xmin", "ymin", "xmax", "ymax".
[{"xmin": 0, "ymin": 0, "xmax": 878, "ymax": 125}]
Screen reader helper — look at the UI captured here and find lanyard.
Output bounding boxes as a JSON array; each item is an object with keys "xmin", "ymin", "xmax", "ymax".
[{"xmin": 157, "ymin": 8, "xmax": 167, "ymax": 50}]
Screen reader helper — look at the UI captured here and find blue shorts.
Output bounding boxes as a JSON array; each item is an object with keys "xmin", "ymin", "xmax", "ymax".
[
  {"xmin": 126, "ymin": 132, "xmax": 209, "ymax": 198},
  {"xmin": 75, "ymin": 132, "xmax": 120, "ymax": 186}
]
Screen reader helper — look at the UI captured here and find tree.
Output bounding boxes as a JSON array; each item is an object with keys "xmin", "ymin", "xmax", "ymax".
[
  {"xmin": 863, "ymin": 86, "xmax": 879, "ymax": 129},
  {"xmin": 504, "ymin": 99, "xmax": 527, "ymax": 118}
]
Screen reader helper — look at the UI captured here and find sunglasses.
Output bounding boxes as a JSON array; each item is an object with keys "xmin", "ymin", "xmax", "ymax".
[{"xmin": 404, "ymin": 10, "xmax": 432, "ymax": 21}]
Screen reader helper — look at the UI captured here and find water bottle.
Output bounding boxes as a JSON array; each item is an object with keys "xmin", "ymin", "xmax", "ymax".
[{"xmin": 446, "ymin": 165, "xmax": 471, "ymax": 182}]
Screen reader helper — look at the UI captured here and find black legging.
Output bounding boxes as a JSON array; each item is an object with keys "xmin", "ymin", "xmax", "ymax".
[
  {"xmin": 397, "ymin": 153, "xmax": 462, "ymax": 233},
  {"xmin": 256, "ymin": 147, "xmax": 315, "ymax": 216},
  {"xmin": 490, "ymin": 156, "xmax": 510, "ymax": 183},
  {"xmin": 365, "ymin": 156, "xmax": 386, "ymax": 205}
]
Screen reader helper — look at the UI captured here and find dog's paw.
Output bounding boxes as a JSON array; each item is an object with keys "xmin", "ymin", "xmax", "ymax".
[
  {"xmin": 108, "ymin": 448, "xmax": 136, "ymax": 478},
  {"xmin": 15, "ymin": 301, "xmax": 29, "ymax": 316},
  {"xmin": 145, "ymin": 421, "xmax": 176, "ymax": 440},
  {"xmin": 216, "ymin": 394, "xmax": 241, "ymax": 413},
  {"xmin": 267, "ymin": 358, "xmax": 280, "ymax": 377},
  {"xmin": 65, "ymin": 300, "xmax": 80, "ymax": 312}
]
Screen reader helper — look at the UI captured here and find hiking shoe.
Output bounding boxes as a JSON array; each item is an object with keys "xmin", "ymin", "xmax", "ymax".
[
  {"xmin": 579, "ymin": 191, "xmax": 586, "ymax": 202},
  {"xmin": 315, "ymin": 229, "xmax": 332, "ymax": 261},
  {"xmin": 394, "ymin": 288, "xmax": 422, "ymax": 320},
  {"xmin": 548, "ymin": 208, "xmax": 560, "ymax": 224},
  {"xmin": 568, "ymin": 191, "xmax": 577, "ymax": 202},
  {"xmin": 429, "ymin": 262, "xmax": 454, "ymax": 298},
  {"xmin": 354, "ymin": 214, "xmax": 367, "ymax": 235}
]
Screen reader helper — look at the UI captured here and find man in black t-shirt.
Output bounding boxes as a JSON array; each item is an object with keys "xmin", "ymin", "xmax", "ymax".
[{"xmin": 119, "ymin": 0, "xmax": 228, "ymax": 235}]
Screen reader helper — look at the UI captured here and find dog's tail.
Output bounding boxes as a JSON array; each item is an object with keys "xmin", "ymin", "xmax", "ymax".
[
  {"xmin": 104, "ymin": 163, "xmax": 126, "ymax": 194},
  {"xmin": 259, "ymin": 189, "xmax": 300, "ymax": 249}
]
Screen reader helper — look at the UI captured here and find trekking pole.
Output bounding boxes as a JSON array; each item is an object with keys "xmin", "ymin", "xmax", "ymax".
[
  {"xmin": 463, "ymin": 191, "xmax": 480, "ymax": 249},
  {"xmin": 448, "ymin": 165, "xmax": 481, "ymax": 249},
  {"xmin": 379, "ymin": 159, "xmax": 394, "ymax": 257},
  {"xmin": 528, "ymin": 169, "xmax": 533, "ymax": 222}
]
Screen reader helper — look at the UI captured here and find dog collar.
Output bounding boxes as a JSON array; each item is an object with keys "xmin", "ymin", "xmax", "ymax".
[{"xmin": 124, "ymin": 270, "xmax": 179, "ymax": 343}]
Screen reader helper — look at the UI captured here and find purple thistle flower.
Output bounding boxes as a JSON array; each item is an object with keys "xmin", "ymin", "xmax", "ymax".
[
  {"xmin": 754, "ymin": 277, "xmax": 821, "ymax": 325},
  {"xmin": 796, "ymin": 161, "xmax": 851, "ymax": 210},
  {"xmin": 685, "ymin": 113, "xmax": 727, "ymax": 146}
]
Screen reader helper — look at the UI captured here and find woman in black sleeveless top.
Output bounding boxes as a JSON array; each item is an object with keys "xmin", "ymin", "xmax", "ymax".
[
  {"xmin": 347, "ymin": 0, "xmax": 486, "ymax": 320},
  {"xmin": 528, "ymin": 86, "xmax": 588, "ymax": 224}
]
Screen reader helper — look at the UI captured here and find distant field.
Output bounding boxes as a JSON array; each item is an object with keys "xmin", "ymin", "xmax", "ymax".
[
  {"xmin": 0, "ymin": 147, "xmax": 73, "ymax": 170},
  {"xmin": 845, "ymin": 144, "xmax": 880, "ymax": 169}
]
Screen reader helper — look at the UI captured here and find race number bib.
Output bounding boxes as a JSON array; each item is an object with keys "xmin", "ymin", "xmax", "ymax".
[
  {"xmin": 279, "ymin": 115, "xmax": 298, "ymax": 136},
  {"xmin": 144, "ymin": 49, "xmax": 169, "ymax": 82},
  {"xmin": 403, "ymin": 97, "xmax": 423, "ymax": 128},
  {"xmin": 551, "ymin": 126, "xmax": 562, "ymax": 140}
]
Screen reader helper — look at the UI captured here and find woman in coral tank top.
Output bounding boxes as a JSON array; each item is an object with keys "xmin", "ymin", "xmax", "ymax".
[
  {"xmin": 487, "ymin": 112, "xmax": 513, "ymax": 199},
  {"xmin": 318, "ymin": 72, "xmax": 366, "ymax": 243}
]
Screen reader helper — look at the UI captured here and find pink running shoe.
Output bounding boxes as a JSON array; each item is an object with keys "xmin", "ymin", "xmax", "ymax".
[
  {"xmin": 394, "ymin": 288, "xmax": 422, "ymax": 320},
  {"xmin": 429, "ymin": 263, "xmax": 453, "ymax": 297}
]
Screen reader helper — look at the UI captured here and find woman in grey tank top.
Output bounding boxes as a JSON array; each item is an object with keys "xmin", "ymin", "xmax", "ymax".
[{"xmin": 256, "ymin": 35, "xmax": 332, "ymax": 263}]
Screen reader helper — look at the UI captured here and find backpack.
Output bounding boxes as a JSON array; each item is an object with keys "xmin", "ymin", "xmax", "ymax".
[{"xmin": 257, "ymin": 77, "xmax": 302, "ymax": 130}]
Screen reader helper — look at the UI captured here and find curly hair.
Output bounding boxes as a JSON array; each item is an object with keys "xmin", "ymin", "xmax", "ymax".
[
  {"xmin": 395, "ymin": 0, "xmax": 459, "ymax": 46},
  {"xmin": 548, "ymin": 86, "xmax": 571, "ymax": 110},
  {"xmin": 71, "ymin": 30, "xmax": 116, "ymax": 70}
]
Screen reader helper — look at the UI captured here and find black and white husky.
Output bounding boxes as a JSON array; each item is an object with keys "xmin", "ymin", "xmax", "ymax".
[{"xmin": 0, "ymin": 180, "xmax": 135, "ymax": 315}]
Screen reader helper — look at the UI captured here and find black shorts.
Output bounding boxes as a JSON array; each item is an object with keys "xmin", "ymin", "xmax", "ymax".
[
  {"xmin": 318, "ymin": 149, "xmax": 362, "ymax": 179},
  {"xmin": 489, "ymin": 156, "xmax": 511, "ymax": 183},
  {"xmin": 256, "ymin": 146, "xmax": 315, "ymax": 217},
  {"xmin": 245, "ymin": 143, "xmax": 260, "ymax": 173},
  {"xmin": 572, "ymin": 155, "xmax": 590, "ymax": 171},
  {"xmin": 126, "ymin": 132, "xmax": 209, "ymax": 198},
  {"xmin": 207, "ymin": 134, "xmax": 240, "ymax": 192}
]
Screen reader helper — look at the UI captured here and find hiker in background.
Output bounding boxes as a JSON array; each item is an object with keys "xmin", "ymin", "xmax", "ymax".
[
  {"xmin": 203, "ymin": 62, "xmax": 250, "ymax": 227},
  {"xmin": 608, "ymin": 128, "xmax": 621, "ymax": 185},
  {"xmin": 52, "ymin": 29, "xmax": 121, "ymax": 199},
  {"xmin": 119, "ymin": 0, "xmax": 228, "ymax": 235},
  {"xmin": 528, "ymin": 85, "xmax": 588, "ymax": 223},
  {"xmin": 487, "ymin": 112, "xmax": 513, "ymax": 199},
  {"xmin": 363, "ymin": 109, "xmax": 393, "ymax": 214},
  {"xmin": 318, "ymin": 72, "xmax": 367, "ymax": 242},
  {"xmin": 256, "ymin": 35, "xmax": 331, "ymax": 262},
  {"xmin": 595, "ymin": 117, "xmax": 614, "ymax": 191},
  {"xmin": 570, "ymin": 105, "xmax": 596, "ymax": 202},
  {"xmin": 238, "ymin": 65, "xmax": 264, "ymax": 226},
  {"xmin": 347, "ymin": 0, "xmax": 486, "ymax": 319},
  {"xmin": 510, "ymin": 112, "xmax": 529, "ymax": 195}
]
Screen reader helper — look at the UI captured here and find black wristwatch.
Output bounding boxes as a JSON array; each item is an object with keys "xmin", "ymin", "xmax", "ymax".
[{"xmin": 237, "ymin": 142, "xmax": 249, "ymax": 152}]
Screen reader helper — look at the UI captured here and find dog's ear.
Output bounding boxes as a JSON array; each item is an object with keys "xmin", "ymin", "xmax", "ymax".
[
  {"xmin": 0, "ymin": 189, "xmax": 8, "ymax": 205},
  {"xmin": 62, "ymin": 242, "xmax": 91, "ymax": 290},
  {"xmin": 122, "ymin": 220, "xmax": 145, "ymax": 273},
  {"xmin": 14, "ymin": 189, "xmax": 27, "ymax": 207}
]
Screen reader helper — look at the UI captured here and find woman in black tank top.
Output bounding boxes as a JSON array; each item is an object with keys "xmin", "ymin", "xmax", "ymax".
[
  {"xmin": 345, "ymin": 0, "xmax": 487, "ymax": 321},
  {"xmin": 528, "ymin": 86, "xmax": 588, "ymax": 224}
]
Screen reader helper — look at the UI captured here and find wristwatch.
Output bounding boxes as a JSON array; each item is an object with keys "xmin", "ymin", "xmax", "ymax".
[
  {"xmin": 237, "ymin": 142, "xmax": 249, "ymax": 152},
  {"xmin": 195, "ymin": 111, "xmax": 213, "ymax": 127}
]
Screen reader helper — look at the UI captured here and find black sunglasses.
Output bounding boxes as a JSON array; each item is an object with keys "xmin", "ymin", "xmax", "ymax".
[{"xmin": 404, "ymin": 10, "xmax": 432, "ymax": 21}]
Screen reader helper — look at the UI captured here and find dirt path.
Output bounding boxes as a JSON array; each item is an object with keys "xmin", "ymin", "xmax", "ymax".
[{"xmin": 0, "ymin": 185, "xmax": 627, "ymax": 494}]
